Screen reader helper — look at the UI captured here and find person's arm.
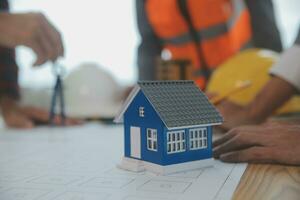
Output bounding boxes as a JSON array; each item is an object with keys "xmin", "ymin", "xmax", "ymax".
[
  {"xmin": 216, "ymin": 76, "xmax": 297, "ymax": 130},
  {"xmin": 245, "ymin": 76, "xmax": 297, "ymax": 122},
  {"xmin": 0, "ymin": 0, "xmax": 19, "ymax": 99},
  {"xmin": 254, "ymin": 28, "xmax": 300, "ymax": 118},
  {"xmin": 217, "ymin": 28, "xmax": 300, "ymax": 130},
  {"xmin": 0, "ymin": 47, "xmax": 19, "ymax": 99},
  {"xmin": 136, "ymin": 0, "xmax": 162, "ymax": 80}
]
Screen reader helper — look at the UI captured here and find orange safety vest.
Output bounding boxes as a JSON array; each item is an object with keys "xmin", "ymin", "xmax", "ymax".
[{"xmin": 146, "ymin": 0, "xmax": 252, "ymax": 89}]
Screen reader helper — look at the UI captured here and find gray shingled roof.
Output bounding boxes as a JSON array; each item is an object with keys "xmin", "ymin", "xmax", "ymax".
[{"xmin": 138, "ymin": 80, "xmax": 223, "ymax": 128}]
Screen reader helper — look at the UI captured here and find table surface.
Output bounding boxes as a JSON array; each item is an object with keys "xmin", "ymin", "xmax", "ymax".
[{"xmin": 233, "ymin": 164, "xmax": 300, "ymax": 200}]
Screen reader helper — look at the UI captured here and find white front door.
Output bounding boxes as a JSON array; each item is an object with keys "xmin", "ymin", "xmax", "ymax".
[{"xmin": 130, "ymin": 126, "xmax": 141, "ymax": 159}]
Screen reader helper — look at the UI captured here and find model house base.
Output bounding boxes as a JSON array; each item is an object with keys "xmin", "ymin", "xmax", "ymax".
[{"xmin": 117, "ymin": 157, "xmax": 213, "ymax": 175}]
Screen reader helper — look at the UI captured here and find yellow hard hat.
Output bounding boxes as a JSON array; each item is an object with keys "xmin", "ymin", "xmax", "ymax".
[{"xmin": 207, "ymin": 48, "xmax": 300, "ymax": 115}]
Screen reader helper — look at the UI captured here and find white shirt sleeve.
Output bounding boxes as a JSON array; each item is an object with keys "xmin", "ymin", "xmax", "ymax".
[{"xmin": 269, "ymin": 45, "xmax": 300, "ymax": 91}]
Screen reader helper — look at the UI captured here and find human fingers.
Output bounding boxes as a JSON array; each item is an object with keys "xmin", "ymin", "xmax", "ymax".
[
  {"xmin": 34, "ymin": 28, "xmax": 54, "ymax": 65},
  {"xmin": 21, "ymin": 106, "xmax": 84, "ymax": 126},
  {"xmin": 64, "ymin": 118, "xmax": 83, "ymax": 126},
  {"xmin": 205, "ymin": 92, "xmax": 218, "ymax": 100},
  {"xmin": 212, "ymin": 126, "xmax": 253, "ymax": 147},
  {"xmin": 213, "ymin": 130, "xmax": 236, "ymax": 147},
  {"xmin": 4, "ymin": 112, "xmax": 34, "ymax": 129},
  {"xmin": 30, "ymin": 38, "xmax": 48, "ymax": 66},
  {"xmin": 23, "ymin": 13, "xmax": 62, "ymax": 66},
  {"xmin": 40, "ymin": 16, "xmax": 64, "ymax": 60},
  {"xmin": 213, "ymin": 131, "xmax": 266, "ymax": 158},
  {"xmin": 219, "ymin": 147, "xmax": 275, "ymax": 164},
  {"xmin": 33, "ymin": 26, "xmax": 62, "ymax": 65},
  {"xmin": 52, "ymin": 116, "xmax": 84, "ymax": 126},
  {"xmin": 21, "ymin": 106, "xmax": 50, "ymax": 122},
  {"xmin": 49, "ymin": 23, "xmax": 64, "ymax": 57}
]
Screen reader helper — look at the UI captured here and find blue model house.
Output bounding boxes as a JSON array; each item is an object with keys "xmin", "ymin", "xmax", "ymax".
[{"xmin": 114, "ymin": 81, "xmax": 223, "ymax": 174}]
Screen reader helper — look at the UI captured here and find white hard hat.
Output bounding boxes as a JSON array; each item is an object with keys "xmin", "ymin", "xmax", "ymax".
[
  {"xmin": 64, "ymin": 63, "xmax": 124, "ymax": 118},
  {"xmin": 20, "ymin": 63, "xmax": 124, "ymax": 119}
]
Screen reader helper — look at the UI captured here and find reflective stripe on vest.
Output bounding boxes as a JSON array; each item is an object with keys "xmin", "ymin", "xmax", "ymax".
[
  {"xmin": 160, "ymin": 0, "xmax": 248, "ymax": 45},
  {"xmin": 146, "ymin": 0, "xmax": 253, "ymax": 89}
]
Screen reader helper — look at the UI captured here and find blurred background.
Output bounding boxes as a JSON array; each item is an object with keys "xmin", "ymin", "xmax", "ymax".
[
  {"xmin": 11, "ymin": 0, "xmax": 138, "ymax": 88},
  {"xmin": 10, "ymin": 0, "xmax": 300, "ymax": 89}
]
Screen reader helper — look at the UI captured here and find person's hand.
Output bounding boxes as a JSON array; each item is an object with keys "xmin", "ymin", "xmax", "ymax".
[
  {"xmin": 213, "ymin": 124, "xmax": 300, "ymax": 165},
  {"xmin": 216, "ymin": 100, "xmax": 262, "ymax": 131},
  {"xmin": 0, "ymin": 97, "xmax": 81, "ymax": 128},
  {"xmin": 209, "ymin": 76, "xmax": 298, "ymax": 131},
  {"xmin": 205, "ymin": 92, "xmax": 261, "ymax": 130},
  {"xmin": 0, "ymin": 12, "xmax": 63, "ymax": 66}
]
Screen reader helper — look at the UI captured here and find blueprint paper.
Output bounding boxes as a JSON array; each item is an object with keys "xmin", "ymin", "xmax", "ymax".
[{"xmin": 0, "ymin": 123, "xmax": 247, "ymax": 200}]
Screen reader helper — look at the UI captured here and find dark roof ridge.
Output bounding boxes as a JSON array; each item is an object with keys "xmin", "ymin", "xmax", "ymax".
[{"xmin": 138, "ymin": 80, "xmax": 194, "ymax": 85}]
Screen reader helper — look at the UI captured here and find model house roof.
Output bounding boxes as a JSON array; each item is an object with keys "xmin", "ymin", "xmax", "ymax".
[{"xmin": 114, "ymin": 80, "xmax": 223, "ymax": 129}]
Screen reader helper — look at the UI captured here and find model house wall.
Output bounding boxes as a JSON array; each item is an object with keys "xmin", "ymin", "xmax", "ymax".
[
  {"xmin": 123, "ymin": 90, "xmax": 213, "ymax": 166},
  {"xmin": 124, "ymin": 90, "xmax": 164, "ymax": 165},
  {"xmin": 161, "ymin": 126, "xmax": 212, "ymax": 165}
]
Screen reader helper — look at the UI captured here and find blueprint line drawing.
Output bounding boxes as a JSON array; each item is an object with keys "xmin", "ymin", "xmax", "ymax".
[
  {"xmin": 137, "ymin": 180, "xmax": 192, "ymax": 194},
  {"xmin": 0, "ymin": 187, "xmax": 51, "ymax": 200},
  {"xmin": 0, "ymin": 124, "xmax": 247, "ymax": 200},
  {"xmin": 52, "ymin": 191, "xmax": 110, "ymax": 200},
  {"xmin": 213, "ymin": 164, "xmax": 237, "ymax": 200},
  {"xmin": 164, "ymin": 168, "xmax": 205, "ymax": 179},
  {"xmin": 123, "ymin": 195, "xmax": 170, "ymax": 200},
  {"xmin": 82, "ymin": 177, "xmax": 135, "ymax": 189},
  {"xmin": 0, "ymin": 173, "xmax": 36, "ymax": 182},
  {"xmin": 29, "ymin": 175, "xmax": 83, "ymax": 186}
]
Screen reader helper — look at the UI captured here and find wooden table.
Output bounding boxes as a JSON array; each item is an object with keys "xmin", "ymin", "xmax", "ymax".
[{"xmin": 233, "ymin": 164, "xmax": 300, "ymax": 200}]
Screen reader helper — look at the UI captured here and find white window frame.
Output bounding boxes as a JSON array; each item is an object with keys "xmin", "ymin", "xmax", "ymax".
[
  {"xmin": 147, "ymin": 128, "xmax": 158, "ymax": 151},
  {"xmin": 167, "ymin": 130, "xmax": 186, "ymax": 154},
  {"xmin": 189, "ymin": 128, "xmax": 208, "ymax": 150},
  {"xmin": 139, "ymin": 107, "xmax": 145, "ymax": 117}
]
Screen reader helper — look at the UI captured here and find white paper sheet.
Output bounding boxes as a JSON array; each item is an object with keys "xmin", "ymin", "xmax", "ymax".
[{"xmin": 0, "ymin": 123, "xmax": 247, "ymax": 200}]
